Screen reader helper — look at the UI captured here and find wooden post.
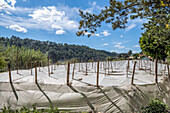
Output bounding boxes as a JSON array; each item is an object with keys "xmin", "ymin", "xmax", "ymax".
[
  {"xmin": 51, "ymin": 59, "xmax": 53, "ymax": 74},
  {"xmin": 164, "ymin": 63, "xmax": 166, "ymax": 75},
  {"xmin": 67, "ymin": 61, "xmax": 70, "ymax": 85},
  {"xmin": 126, "ymin": 65, "xmax": 128, "ymax": 78},
  {"xmin": 145, "ymin": 60, "xmax": 146, "ymax": 72},
  {"xmin": 150, "ymin": 62, "xmax": 151, "ymax": 75},
  {"xmin": 72, "ymin": 60, "xmax": 76, "ymax": 79},
  {"xmin": 35, "ymin": 61, "xmax": 37, "ymax": 83},
  {"xmin": 94, "ymin": 62, "xmax": 96, "ymax": 73},
  {"xmin": 8, "ymin": 63, "xmax": 12, "ymax": 83},
  {"xmin": 81, "ymin": 58, "xmax": 83, "ymax": 70},
  {"xmin": 97, "ymin": 60, "xmax": 99, "ymax": 87},
  {"xmin": 108, "ymin": 61, "xmax": 109, "ymax": 74},
  {"xmin": 48, "ymin": 56, "xmax": 50, "ymax": 76},
  {"xmin": 131, "ymin": 61, "xmax": 137, "ymax": 85},
  {"xmin": 111, "ymin": 61, "xmax": 113, "ymax": 72},
  {"xmin": 17, "ymin": 48, "xmax": 19, "ymax": 74},
  {"xmin": 31, "ymin": 56, "xmax": 32, "ymax": 75},
  {"xmin": 167, "ymin": 63, "xmax": 169, "ymax": 78},
  {"xmin": 127, "ymin": 60, "xmax": 130, "ymax": 71},
  {"xmin": 126, "ymin": 60, "xmax": 130, "ymax": 78},
  {"xmin": 92, "ymin": 58, "xmax": 93, "ymax": 69},
  {"xmin": 155, "ymin": 58, "xmax": 158, "ymax": 83},
  {"xmin": 85, "ymin": 62, "xmax": 88, "ymax": 75},
  {"xmin": 139, "ymin": 60, "xmax": 140, "ymax": 69},
  {"xmin": 79, "ymin": 62, "xmax": 80, "ymax": 72}
]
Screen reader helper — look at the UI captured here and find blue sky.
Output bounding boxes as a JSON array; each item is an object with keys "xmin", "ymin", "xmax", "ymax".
[{"xmin": 0, "ymin": 0, "xmax": 144, "ymax": 53}]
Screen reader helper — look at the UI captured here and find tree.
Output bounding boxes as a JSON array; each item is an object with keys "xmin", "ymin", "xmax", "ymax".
[
  {"xmin": 76, "ymin": 0, "xmax": 169, "ymax": 37},
  {"xmin": 106, "ymin": 56, "xmax": 114, "ymax": 61},
  {"xmin": 139, "ymin": 17, "xmax": 169, "ymax": 83},
  {"xmin": 127, "ymin": 50, "xmax": 132, "ymax": 56}
]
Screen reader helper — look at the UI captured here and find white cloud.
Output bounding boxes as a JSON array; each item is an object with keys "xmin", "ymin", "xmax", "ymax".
[
  {"xmin": 95, "ymin": 33, "xmax": 100, "ymax": 37},
  {"xmin": 133, "ymin": 45, "xmax": 140, "ymax": 47},
  {"xmin": 101, "ymin": 30, "xmax": 111, "ymax": 36},
  {"xmin": 111, "ymin": 50, "xmax": 124, "ymax": 53},
  {"xmin": 8, "ymin": 24, "xmax": 27, "ymax": 33},
  {"xmin": 84, "ymin": 1, "xmax": 104, "ymax": 13},
  {"xmin": 84, "ymin": 32, "xmax": 100, "ymax": 37},
  {"xmin": 117, "ymin": 42, "xmax": 122, "ymax": 45},
  {"xmin": 119, "ymin": 46, "xmax": 125, "ymax": 49},
  {"xmin": 0, "ymin": 5, "xmax": 79, "ymax": 35},
  {"xmin": 92, "ymin": 1, "xmax": 96, "ymax": 6},
  {"xmin": 132, "ymin": 51, "xmax": 139, "ymax": 53},
  {"xmin": 102, "ymin": 43, "xmax": 109, "ymax": 46},
  {"xmin": 55, "ymin": 29, "xmax": 65, "ymax": 34},
  {"xmin": 126, "ymin": 23, "xmax": 136, "ymax": 31},
  {"xmin": 28, "ymin": 6, "xmax": 78, "ymax": 33},
  {"xmin": 0, "ymin": 0, "xmax": 16, "ymax": 11},
  {"xmin": 120, "ymin": 35, "xmax": 123, "ymax": 37},
  {"xmin": 126, "ymin": 48, "xmax": 130, "ymax": 49},
  {"xmin": 102, "ymin": 39, "xmax": 104, "ymax": 40},
  {"xmin": 114, "ymin": 45, "xmax": 125, "ymax": 49},
  {"xmin": 51, "ymin": 24, "xmax": 62, "ymax": 29}
]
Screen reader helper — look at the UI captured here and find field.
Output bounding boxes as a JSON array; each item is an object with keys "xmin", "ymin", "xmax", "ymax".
[{"xmin": 0, "ymin": 60, "xmax": 169, "ymax": 112}]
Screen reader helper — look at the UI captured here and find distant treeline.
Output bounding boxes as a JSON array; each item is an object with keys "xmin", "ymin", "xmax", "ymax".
[{"xmin": 0, "ymin": 36, "xmax": 118, "ymax": 62}]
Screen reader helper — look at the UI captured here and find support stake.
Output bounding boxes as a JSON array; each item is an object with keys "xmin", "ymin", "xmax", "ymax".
[
  {"xmin": 35, "ymin": 61, "xmax": 37, "ymax": 83},
  {"xmin": 8, "ymin": 63, "xmax": 12, "ymax": 83},
  {"xmin": 67, "ymin": 61, "xmax": 70, "ymax": 85},
  {"xmin": 97, "ymin": 60, "xmax": 99, "ymax": 87},
  {"xmin": 131, "ymin": 61, "xmax": 137, "ymax": 85}
]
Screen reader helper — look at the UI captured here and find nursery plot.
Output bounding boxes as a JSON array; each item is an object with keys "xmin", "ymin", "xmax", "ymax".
[{"xmin": 0, "ymin": 60, "xmax": 169, "ymax": 112}]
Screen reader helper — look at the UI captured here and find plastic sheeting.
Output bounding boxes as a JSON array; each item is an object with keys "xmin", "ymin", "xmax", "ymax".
[{"xmin": 0, "ymin": 60, "xmax": 169, "ymax": 112}]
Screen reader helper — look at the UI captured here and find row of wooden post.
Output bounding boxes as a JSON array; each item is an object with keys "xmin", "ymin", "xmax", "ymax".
[{"xmin": 7, "ymin": 60, "xmax": 170, "ymax": 86}]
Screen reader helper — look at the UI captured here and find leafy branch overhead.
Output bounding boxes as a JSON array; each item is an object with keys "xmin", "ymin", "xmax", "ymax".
[{"xmin": 76, "ymin": 0, "xmax": 170, "ymax": 37}]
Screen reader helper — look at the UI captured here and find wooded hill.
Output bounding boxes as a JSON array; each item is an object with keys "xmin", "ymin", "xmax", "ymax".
[{"xmin": 0, "ymin": 36, "xmax": 118, "ymax": 62}]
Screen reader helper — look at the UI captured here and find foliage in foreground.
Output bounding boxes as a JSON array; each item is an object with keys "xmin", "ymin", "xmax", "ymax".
[
  {"xmin": 0, "ymin": 44, "xmax": 48, "ymax": 72},
  {"xmin": 1, "ymin": 105, "xmax": 68, "ymax": 113},
  {"xmin": 141, "ymin": 98, "xmax": 169, "ymax": 113}
]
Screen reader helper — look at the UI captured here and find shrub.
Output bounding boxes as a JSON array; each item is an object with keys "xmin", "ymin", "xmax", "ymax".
[{"xmin": 141, "ymin": 98, "xmax": 169, "ymax": 113}]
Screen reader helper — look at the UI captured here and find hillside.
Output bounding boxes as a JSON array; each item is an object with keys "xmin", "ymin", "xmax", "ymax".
[{"xmin": 0, "ymin": 36, "xmax": 117, "ymax": 62}]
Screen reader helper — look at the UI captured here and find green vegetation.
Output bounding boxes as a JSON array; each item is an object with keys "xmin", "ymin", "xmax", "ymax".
[
  {"xmin": 0, "ymin": 43, "xmax": 47, "ymax": 72},
  {"xmin": 1, "ymin": 105, "xmax": 68, "ymax": 113},
  {"xmin": 0, "ymin": 36, "xmax": 118, "ymax": 62},
  {"xmin": 141, "ymin": 98, "xmax": 170, "ymax": 113},
  {"xmin": 132, "ymin": 53, "xmax": 139, "ymax": 59}
]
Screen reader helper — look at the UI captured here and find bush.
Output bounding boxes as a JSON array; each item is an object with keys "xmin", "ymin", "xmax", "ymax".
[
  {"xmin": 1, "ymin": 105, "xmax": 68, "ymax": 113},
  {"xmin": 141, "ymin": 98, "xmax": 169, "ymax": 113}
]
